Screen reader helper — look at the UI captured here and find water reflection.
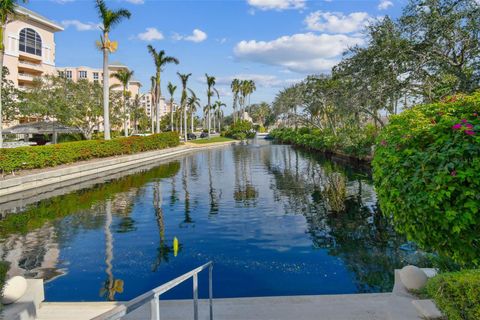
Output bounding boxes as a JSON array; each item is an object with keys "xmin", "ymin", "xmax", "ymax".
[{"xmin": 0, "ymin": 142, "xmax": 424, "ymax": 301}]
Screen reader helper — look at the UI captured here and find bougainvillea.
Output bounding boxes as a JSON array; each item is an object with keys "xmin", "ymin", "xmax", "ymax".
[{"xmin": 373, "ymin": 92, "xmax": 480, "ymax": 266}]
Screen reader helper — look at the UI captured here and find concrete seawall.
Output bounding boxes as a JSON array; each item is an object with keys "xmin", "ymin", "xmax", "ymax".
[{"xmin": 0, "ymin": 141, "xmax": 239, "ymax": 204}]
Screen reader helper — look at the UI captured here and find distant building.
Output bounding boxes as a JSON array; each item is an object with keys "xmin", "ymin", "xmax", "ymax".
[
  {"xmin": 56, "ymin": 62, "xmax": 141, "ymax": 98},
  {"xmin": 3, "ymin": 6, "xmax": 63, "ymax": 89},
  {"xmin": 140, "ymin": 93, "xmax": 175, "ymax": 120}
]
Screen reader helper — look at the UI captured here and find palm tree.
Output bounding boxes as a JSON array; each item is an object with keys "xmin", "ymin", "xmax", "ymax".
[
  {"xmin": 187, "ymin": 89, "xmax": 200, "ymax": 133},
  {"xmin": 147, "ymin": 46, "xmax": 179, "ymax": 133},
  {"xmin": 150, "ymin": 76, "xmax": 156, "ymax": 133},
  {"xmin": 95, "ymin": 0, "xmax": 131, "ymax": 140},
  {"xmin": 214, "ymin": 101, "xmax": 226, "ymax": 132},
  {"xmin": 0, "ymin": 0, "xmax": 26, "ymax": 148},
  {"xmin": 167, "ymin": 82, "xmax": 177, "ymax": 132},
  {"xmin": 247, "ymin": 80, "xmax": 256, "ymax": 112},
  {"xmin": 205, "ymin": 74, "xmax": 218, "ymax": 138},
  {"xmin": 230, "ymin": 78, "xmax": 241, "ymax": 124},
  {"xmin": 111, "ymin": 69, "xmax": 134, "ymax": 137},
  {"xmin": 177, "ymin": 72, "xmax": 191, "ymax": 142}
]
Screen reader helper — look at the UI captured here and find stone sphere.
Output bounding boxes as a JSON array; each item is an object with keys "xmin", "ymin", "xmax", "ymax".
[
  {"xmin": 399, "ymin": 265, "xmax": 428, "ymax": 291},
  {"xmin": 2, "ymin": 276, "xmax": 27, "ymax": 305}
]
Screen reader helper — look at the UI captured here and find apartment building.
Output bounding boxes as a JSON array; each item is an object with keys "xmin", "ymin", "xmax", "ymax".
[
  {"xmin": 140, "ymin": 93, "xmax": 175, "ymax": 119},
  {"xmin": 56, "ymin": 62, "xmax": 141, "ymax": 97},
  {"xmin": 3, "ymin": 6, "xmax": 63, "ymax": 89}
]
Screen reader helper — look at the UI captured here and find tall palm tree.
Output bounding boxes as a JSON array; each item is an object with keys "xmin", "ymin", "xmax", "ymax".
[
  {"xmin": 177, "ymin": 72, "xmax": 191, "ymax": 142},
  {"xmin": 247, "ymin": 80, "xmax": 256, "ymax": 112},
  {"xmin": 111, "ymin": 69, "xmax": 134, "ymax": 137},
  {"xmin": 187, "ymin": 89, "xmax": 200, "ymax": 133},
  {"xmin": 167, "ymin": 82, "xmax": 177, "ymax": 132},
  {"xmin": 0, "ymin": 0, "xmax": 25, "ymax": 148},
  {"xmin": 205, "ymin": 74, "xmax": 218, "ymax": 138},
  {"xmin": 147, "ymin": 46, "xmax": 179, "ymax": 133},
  {"xmin": 95, "ymin": 0, "xmax": 131, "ymax": 140},
  {"xmin": 150, "ymin": 76, "xmax": 156, "ymax": 133},
  {"xmin": 214, "ymin": 101, "xmax": 226, "ymax": 132},
  {"xmin": 230, "ymin": 78, "xmax": 241, "ymax": 124}
]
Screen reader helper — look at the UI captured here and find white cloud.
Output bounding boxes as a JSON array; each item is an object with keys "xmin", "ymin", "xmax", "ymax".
[
  {"xmin": 125, "ymin": 0, "xmax": 144, "ymax": 4},
  {"xmin": 378, "ymin": 0, "xmax": 393, "ymax": 10},
  {"xmin": 172, "ymin": 29, "xmax": 207, "ymax": 43},
  {"xmin": 137, "ymin": 28, "xmax": 164, "ymax": 41},
  {"xmin": 61, "ymin": 20, "xmax": 100, "ymax": 31},
  {"xmin": 215, "ymin": 74, "xmax": 302, "ymax": 88},
  {"xmin": 247, "ymin": 0, "xmax": 306, "ymax": 11},
  {"xmin": 52, "ymin": 0, "xmax": 75, "ymax": 4},
  {"xmin": 234, "ymin": 33, "xmax": 364, "ymax": 73},
  {"xmin": 304, "ymin": 11, "xmax": 371, "ymax": 33}
]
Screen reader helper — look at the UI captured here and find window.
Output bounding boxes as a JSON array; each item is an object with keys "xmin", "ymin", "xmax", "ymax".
[
  {"xmin": 66, "ymin": 70, "xmax": 72, "ymax": 79},
  {"xmin": 19, "ymin": 28, "xmax": 42, "ymax": 56},
  {"xmin": 79, "ymin": 71, "xmax": 88, "ymax": 79},
  {"xmin": 93, "ymin": 72, "xmax": 99, "ymax": 81}
]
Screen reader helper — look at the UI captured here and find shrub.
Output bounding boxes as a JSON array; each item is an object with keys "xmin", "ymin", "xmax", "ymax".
[
  {"xmin": 0, "ymin": 132, "xmax": 180, "ymax": 174},
  {"xmin": 426, "ymin": 269, "xmax": 480, "ymax": 320},
  {"xmin": 223, "ymin": 120, "xmax": 255, "ymax": 140},
  {"xmin": 269, "ymin": 125, "xmax": 377, "ymax": 159},
  {"xmin": 373, "ymin": 92, "xmax": 480, "ymax": 266}
]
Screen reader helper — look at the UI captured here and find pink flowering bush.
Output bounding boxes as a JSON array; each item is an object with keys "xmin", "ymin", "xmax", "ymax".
[{"xmin": 373, "ymin": 92, "xmax": 480, "ymax": 266}]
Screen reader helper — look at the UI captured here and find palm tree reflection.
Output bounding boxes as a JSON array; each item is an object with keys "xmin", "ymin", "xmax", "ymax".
[{"xmin": 100, "ymin": 199, "xmax": 124, "ymax": 301}]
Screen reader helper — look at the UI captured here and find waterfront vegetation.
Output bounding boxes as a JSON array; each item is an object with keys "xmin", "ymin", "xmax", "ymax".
[
  {"xmin": 426, "ymin": 269, "xmax": 480, "ymax": 320},
  {"xmin": 0, "ymin": 132, "xmax": 179, "ymax": 174}
]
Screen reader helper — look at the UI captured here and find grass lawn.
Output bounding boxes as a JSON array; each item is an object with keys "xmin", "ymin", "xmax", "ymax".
[{"xmin": 190, "ymin": 137, "xmax": 235, "ymax": 144}]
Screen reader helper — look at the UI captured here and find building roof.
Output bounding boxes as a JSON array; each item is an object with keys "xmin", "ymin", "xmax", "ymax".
[
  {"xmin": 109, "ymin": 62, "xmax": 129, "ymax": 70},
  {"xmin": 16, "ymin": 6, "xmax": 64, "ymax": 32}
]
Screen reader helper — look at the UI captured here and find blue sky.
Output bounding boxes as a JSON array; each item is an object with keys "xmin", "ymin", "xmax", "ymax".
[{"xmin": 26, "ymin": 0, "xmax": 404, "ymax": 112}]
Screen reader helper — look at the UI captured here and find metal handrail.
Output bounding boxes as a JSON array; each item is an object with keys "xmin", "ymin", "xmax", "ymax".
[{"xmin": 93, "ymin": 261, "xmax": 213, "ymax": 320}]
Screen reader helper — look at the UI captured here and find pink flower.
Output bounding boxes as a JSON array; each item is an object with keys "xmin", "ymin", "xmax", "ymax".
[
  {"xmin": 462, "ymin": 119, "xmax": 468, "ymax": 123},
  {"xmin": 452, "ymin": 123, "xmax": 462, "ymax": 130},
  {"xmin": 380, "ymin": 140, "xmax": 387, "ymax": 146},
  {"xmin": 465, "ymin": 130, "xmax": 475, "ymax": 136},
  {"xmin": 451, "ymin": 170, "xmax": 457, "ymax": 176},
  {"xmin": 465, "ymin": 123, "xmax": 474, "ymax": 129}
]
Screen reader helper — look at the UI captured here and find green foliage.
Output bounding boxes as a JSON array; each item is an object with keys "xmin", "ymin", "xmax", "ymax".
[
  {"xmin": 0, "ymin": 261, "xmax": 9, "ymax": 307},
  {"xmin": 373, "ymin": 92, "xmax": 480, "ymax": 266},
  {"xmin": 223, "ymin": 120, "xmax": 255, "ymax": 140},
  {"xmin": 0, "ymin": 132, "xmax": 179, "ymax": 174},
  {"xmin": 426, "ymin": 269, "xmax": 480, "ymax": 320},
  {"xmin": 270, "ymin": 126, "xmax": 378, "ymax": 159}
]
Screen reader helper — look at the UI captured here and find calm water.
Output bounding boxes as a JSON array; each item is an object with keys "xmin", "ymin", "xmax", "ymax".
[{"xmin": 0, "ymin": 140, "xmax": 422, "ymax": 302}]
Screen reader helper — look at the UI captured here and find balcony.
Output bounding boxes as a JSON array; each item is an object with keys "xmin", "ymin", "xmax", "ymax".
[
  {"xmin": 18, "ymin": 60, "xmax": 44, "ymax": 75},
  {"xmin": 18, "ymin": 51, "xmax": 43, "ymax": 63},
  {"xmin": 18, "ymin": 72, "xmax": 36, "ymax": 83}
]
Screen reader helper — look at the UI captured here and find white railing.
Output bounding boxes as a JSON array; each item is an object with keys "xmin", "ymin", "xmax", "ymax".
[{"xmin": 93, "ymin": 262, "xmax": 213, "ymax": 320}]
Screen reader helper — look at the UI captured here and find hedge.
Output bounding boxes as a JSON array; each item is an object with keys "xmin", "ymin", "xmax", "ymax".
[
  {"xmin": 373, "ymin": 92, "xmax": 480, "ymax": 266},
  {"xmin": 426, "ymin": 269, "xmax": 480, "ymax": 320},
  {"xmin": 269, "ymin": 125, "xmax": 377, "ymax": 160},
  {"xmin": 0, "ymin": 132, "xmax": 180, "ymax": 174}
]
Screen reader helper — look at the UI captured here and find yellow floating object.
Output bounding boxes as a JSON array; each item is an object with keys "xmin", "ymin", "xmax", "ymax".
[{"xmin": 173, "ymin": 237, "xmax": 179, "ymax": 257}]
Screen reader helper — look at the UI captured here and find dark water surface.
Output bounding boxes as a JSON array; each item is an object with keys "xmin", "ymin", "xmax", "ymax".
[{"xmin": 0, "ymin": 140, "xmax": 421, "ymax": 302}]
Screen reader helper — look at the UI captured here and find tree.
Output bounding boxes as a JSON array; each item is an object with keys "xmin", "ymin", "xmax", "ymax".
[
  {"xmin": 95, "ymin": 0, "xmax": 131, "ymax": 140},
  {"xmin": 1, "ymin": 67, "xmax": 19, "ymax": 123},
  {"xmin": 231, "ymin": 78, "xmax": 241, "ymax": 123},
  {"xmin": 167, "ymin": 82, "xmax": 177, "ymax": 132},
  {"xmin": 130, "ymin": 94, "xmax": 146, "ymax": 134},
  {"xmin": 400, "ymin": 0, "xmax": 480, "ymax": 100},
  {"xmin": 205, "ymin": 74, "xmax": 218, "ymax": 138},
  {"xmin": 187, "ymin": 89, "xmax": 200, "ymax": 133},
  {"xmin": 177, "ymin": 72, "xmax": 191, "ymax": 142},
  {"xmin": 147, "ymin": 45, "xmax": 179, "ymax": 133},
  {"xmin": 213, "ymin": 100, "xmax": 225, "ymax": 132},
  {"xmin": 250, "ymin": 102, "xmax": 272, "ymax": 127},
  {"xmin": 111, "ymin": 69, "xmax": 134, "ymax": 136},
  {"xmin": 149, "ymin": 76, "xmax": 156, "ymax": 133},
  {"xmin": 1, "ymin": 0, "xmax": 25, "ymax": 147}
]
